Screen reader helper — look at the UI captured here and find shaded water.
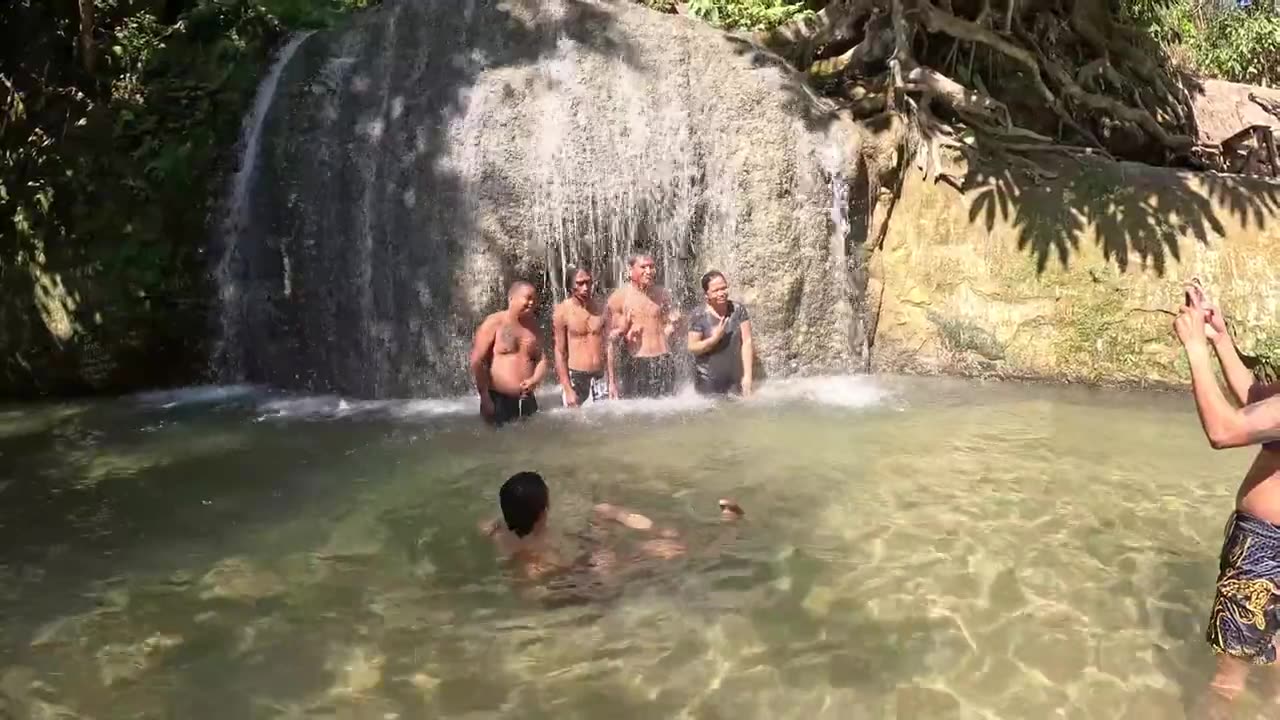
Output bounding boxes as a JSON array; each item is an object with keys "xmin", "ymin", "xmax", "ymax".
[{"xmin": 0, "ymin": 376, "xmax": 1265, "ymax": 718}]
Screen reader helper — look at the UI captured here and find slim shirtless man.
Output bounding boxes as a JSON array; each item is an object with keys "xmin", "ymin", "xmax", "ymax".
[
  {"xmin": 469, "ymin": 281, "xmax": 549, "ymax": 427},
  {"xmin": 606, "ymin": 254, "xmax": 681, "ymax": 399},
  {"xmin": 553, "ymin": 267, "xmax": 609, "ymax": 407},
  {"xmin": 479, "ymin": 471, "xmax": 745, "ymax": 589},
  {"xmin": 1175, "ymin": 280, "xmax": 1280, "ymax": 718}
]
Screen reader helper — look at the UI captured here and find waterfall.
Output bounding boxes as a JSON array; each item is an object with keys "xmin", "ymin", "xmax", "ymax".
[
  {"xmin": 214, "ymin": 30, "xmax": 315, "ymax": 381},
  {"xmin": 216, "ymin": 0, "xmax": 870, "ymax": 398}
]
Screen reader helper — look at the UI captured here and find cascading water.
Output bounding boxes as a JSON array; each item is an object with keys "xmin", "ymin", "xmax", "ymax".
[
  {"xmin": 215, "ymin": 30, "xmax": 315, "ymax": 382},
  {"xmin": 216, "ymin": 0, "xmax": 877, "ymax": 399}
]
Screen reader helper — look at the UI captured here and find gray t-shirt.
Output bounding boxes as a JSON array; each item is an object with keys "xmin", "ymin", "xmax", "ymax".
[{"xmin": 688, "ymin": 302, "xmax": 750, "ymax": 386}]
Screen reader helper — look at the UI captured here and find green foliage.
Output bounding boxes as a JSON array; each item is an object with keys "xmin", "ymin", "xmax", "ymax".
[
  {"xmin": 1122, "ymin": 0, "xmax": 1280, "ymax": 86},
  {"xmin": 635, "ymin": 0, "xmax": 679, "ymax": 11},
  {"xmin": 0, "ymin": 0, "xmax": 373, "ymax": 392},
  {"xmin": 684, "ymin": 0, "xmax": 811, "ymax": 31}
]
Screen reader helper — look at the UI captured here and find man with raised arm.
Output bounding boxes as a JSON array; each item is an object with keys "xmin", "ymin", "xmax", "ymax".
[
  {"xmin": 552, "ymin": 267, "xmax": 609, "ymax": 408},
  {"xmin": 606, "ymin": 254, "xmax": 682, "ymax": 399},
  {"xmin": 1174, "ymin": 279, "xmax": 1280, "ymax": 719},
  {"xmin": 469, "ymin": 281, "xmax": 548, "ymax": 427}
]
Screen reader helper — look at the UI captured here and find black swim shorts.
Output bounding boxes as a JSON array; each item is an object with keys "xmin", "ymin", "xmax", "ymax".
[
  {"xmin": 489, "ymin": 390, "xmax": 537, "ymax": 427},
  {"xmin": 621, "ymin": 353, "xmax": 675, "ymax": 398},
  {"xmin": 566, "ymin": 369, "xmax": 608, "ymax": 405},
  {"xmin": 1206, "ymin": 510, "xmax": 1280, "ymax": 664}
]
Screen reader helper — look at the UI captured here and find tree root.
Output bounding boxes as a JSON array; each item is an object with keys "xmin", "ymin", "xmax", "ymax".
[{"xmin": 755, "ymin": 0, "xmax": 875, "ymax": 67}]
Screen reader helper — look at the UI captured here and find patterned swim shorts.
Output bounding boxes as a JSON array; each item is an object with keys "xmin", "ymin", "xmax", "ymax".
[{"xmin": 1206, "ymin": 511, "xmax": 1280, "ymax": 665}]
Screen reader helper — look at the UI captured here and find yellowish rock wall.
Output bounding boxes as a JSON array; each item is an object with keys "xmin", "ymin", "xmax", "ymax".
[{"xmin": 871, "ymin": 158, "xmax": 1280, "ymax": 385}]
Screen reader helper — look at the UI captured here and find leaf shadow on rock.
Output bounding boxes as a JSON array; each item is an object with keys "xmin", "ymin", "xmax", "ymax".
[{"xmin": 951, "ymin": 156, "xmax": 1280, "ymax": 277}]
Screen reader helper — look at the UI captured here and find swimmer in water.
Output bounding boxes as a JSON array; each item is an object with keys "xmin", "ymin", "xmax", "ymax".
[
  {"xmin": 478, "ymin": 471, "xmax": 745, "ymax": 590},
  {"xmin": 1176, "ymin": 279, "xmax": 1280, "ymax": 718}
]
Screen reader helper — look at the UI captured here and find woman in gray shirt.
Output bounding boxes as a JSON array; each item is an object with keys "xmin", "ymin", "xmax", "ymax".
[{"xmin": 687, "ymin": 270, "xmax": 755, "ymax": 396}]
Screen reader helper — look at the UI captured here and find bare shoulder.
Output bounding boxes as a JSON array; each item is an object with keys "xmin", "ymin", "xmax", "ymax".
[
  {"xmin": 606, "ymin": 288, "xmax": 626, "ymax": 310},
  {"xmin": 552, "ymin": 300, "xmax": 569, "ymax": 322}
]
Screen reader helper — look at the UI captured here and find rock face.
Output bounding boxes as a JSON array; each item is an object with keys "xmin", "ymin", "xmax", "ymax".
[
  {"xmin": 871, "ymin": 158, "xmax": 1280, "ymax": 385},
  {"xmin": 227, "ymin": 0, "xmax": 893, "ymax": 397}
]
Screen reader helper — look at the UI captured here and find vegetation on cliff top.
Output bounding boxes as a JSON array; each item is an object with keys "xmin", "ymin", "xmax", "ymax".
[{"xmin": 1, "ymin": 0, "xmax": 372, "ymax": 395}]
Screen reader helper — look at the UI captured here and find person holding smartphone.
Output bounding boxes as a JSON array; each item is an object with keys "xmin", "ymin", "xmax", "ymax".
[{"xmin": 1174, "ymin": 279, "xmax": 1280, "ymax": 717}]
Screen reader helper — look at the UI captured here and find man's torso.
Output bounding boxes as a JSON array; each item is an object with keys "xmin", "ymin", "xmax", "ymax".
[
  {"xmin": 559, "ymin": 298, "xmax": 606, "ymax": 373},
  {"xmin": 1238, "ymin": 449, "xmax": 1280, "ymax": 524},
  {"xmin": 610, "ymin": 285, "xmax": 670, "ymax": 358},
  {"xmin": 489, "ymin": 314, "xmax": 539, "ymax": 396}
]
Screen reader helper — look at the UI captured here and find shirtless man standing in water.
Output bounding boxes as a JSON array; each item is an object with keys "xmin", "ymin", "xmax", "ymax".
[
  {"xmin": 1175, "ymin": 280, "xmax": 1280, "ymax": 718},
  {"xmin": 606, "ymin": 254, "xmax": 681, "ymax": 398},
  {"xmin": 553, "ymin": 267, "xmax": 609, "ymax": 407},
  {"xmin": 469, "ymin": 281, "xmax": 548, "ymax": 427}
]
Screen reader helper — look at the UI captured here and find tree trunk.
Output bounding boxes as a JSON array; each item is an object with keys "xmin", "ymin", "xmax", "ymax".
[{"xmin": 78, "ymin": 0, "xmax": 96, "ymax": 75}]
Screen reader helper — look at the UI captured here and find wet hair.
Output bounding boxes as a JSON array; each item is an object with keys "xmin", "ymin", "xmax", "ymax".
[
  {"xmin": 565, "ymin": 266, "xmax": 590, "ymax": 290},
  {"xmin": 700, "ymin": 270, "xmax": 726, "ymax": 293},
  {"xmin": 507, "ymin": 280, "xmax": 534, "ymax": 299},
  {"xmin": 628, "ymin": 253, "xmax": 654, "ymax": 268},
  {"xmin": 499, "ymin": 471, "xmax": 549, "ymax": 538}
]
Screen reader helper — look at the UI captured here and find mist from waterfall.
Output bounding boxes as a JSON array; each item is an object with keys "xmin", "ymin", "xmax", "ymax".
[{"xmin": 215, "ymin": 0, "xmax": 867, "ymax": 399}]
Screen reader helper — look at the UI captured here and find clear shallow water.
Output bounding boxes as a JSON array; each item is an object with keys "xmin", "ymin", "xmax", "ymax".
[{"xmin": 0, "ymin": 375, "xmax": 1266, "ymax": 718}]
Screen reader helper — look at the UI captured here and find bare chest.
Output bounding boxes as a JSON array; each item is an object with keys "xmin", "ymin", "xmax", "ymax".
[
  {"xmin": 495, "ymin": 322, "xmax": 536, "ymax": 355},
  {"xmin": 565, "ymin": 304, "xmax": 605, "ymax": 336}
]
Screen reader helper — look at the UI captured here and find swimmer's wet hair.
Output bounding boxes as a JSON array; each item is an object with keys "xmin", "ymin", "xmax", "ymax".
[
  {"xmin": 700, "ymin": 270, "xmax": 726, "ymax": 292},
  {"xmin": 565, "ymin": 266, "xmax": 590, "ymax": 290},
  {"xmin": 500, "ymin": 471, "xmax": 548, "ymax": 538},
  {"xmin": 628, "ymin": 253, "xmax": 654, "ymax": 267},
  {"xmin": 507, "ymin": 280, "xmax": 535, "ymax": 298}
]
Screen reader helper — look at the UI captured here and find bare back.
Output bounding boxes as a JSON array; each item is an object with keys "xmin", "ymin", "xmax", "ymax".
[
  {"xmin": 554, "ymin": 298, "xmax": 607, "ymax": 373},
  {"xmin": 608, "ymin": 285, "xmax": 674, "ymax": 358},
  {"xmin": 479, "ymin": 312, "xmax": 542, "ymax": 396}
]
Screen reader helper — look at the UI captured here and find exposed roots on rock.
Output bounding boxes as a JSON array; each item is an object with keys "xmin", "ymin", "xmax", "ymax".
[{"xmin": 758, "ymin": 0, "xmax": 1208, "ymax": 171}]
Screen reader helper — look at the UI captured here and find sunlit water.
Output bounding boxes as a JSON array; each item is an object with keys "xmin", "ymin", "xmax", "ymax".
[{"xmin": 0, "ymin": 375, "xmax": 1268, "ymax": 718}]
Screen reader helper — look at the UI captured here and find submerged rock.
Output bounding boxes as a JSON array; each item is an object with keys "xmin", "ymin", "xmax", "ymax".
[
  {"xmin": 95, "ymin": 632, "xmax": 183, "ymax": 687},
  {"xmin": 198, "ymin": 557, "xmax": 286, "ymax": 601}
]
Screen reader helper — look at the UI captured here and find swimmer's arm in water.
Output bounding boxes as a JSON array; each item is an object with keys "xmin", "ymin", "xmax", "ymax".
[{"xmin": 592, "ymin": 503, "xmax": 659, "ymax": 531}]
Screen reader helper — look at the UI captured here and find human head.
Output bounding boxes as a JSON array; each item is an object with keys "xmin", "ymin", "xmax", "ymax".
[
  {"xmin": 567, "ymin": 267, "xmax": 594, "ymax": 302},
  {"xmin": 499, "ymin": 471, "xmax": 549, "ymax": 537},
  {"xmin": 507, "ymin": 280, "xmax": 536, "ymax": 318},
  {"xmin": 701, "ymin": 270, "xmax": 728, "ymax": 306},
  {"xmin": 628, "ymin": 254, "xmax": 657, "ymax": 289}
]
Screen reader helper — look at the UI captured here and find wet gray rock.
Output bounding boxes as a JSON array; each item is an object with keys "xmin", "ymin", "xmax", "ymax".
[{"xmin": 232, "ymin": 0, "xmax": 887, "ymax": 397}]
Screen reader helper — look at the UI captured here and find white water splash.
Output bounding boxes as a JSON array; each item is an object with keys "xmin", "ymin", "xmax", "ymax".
[
  {"xmin": 134, "ymin": 384, "xmax": 263, "ymax": 409},
  {"xmin": 250, "ymin": 375, "xmax": 891, "ymax": 424},
  {"xmin": 215, "ymin": 31, "xmax": 315, "ymax": 379}
]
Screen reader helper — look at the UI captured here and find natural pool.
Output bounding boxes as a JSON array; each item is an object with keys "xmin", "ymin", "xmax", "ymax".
[{"xmin": 0, "ymin": 375, "xmax": 1263, "ymax": 718}]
